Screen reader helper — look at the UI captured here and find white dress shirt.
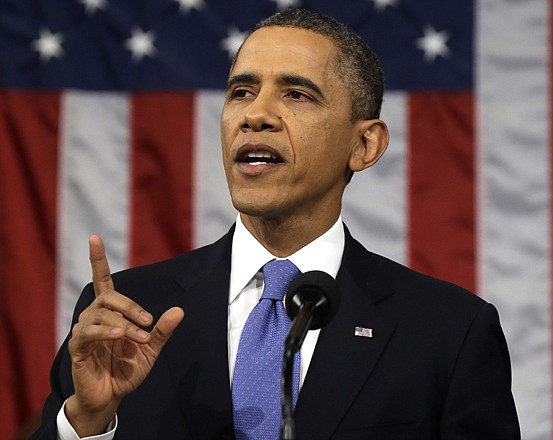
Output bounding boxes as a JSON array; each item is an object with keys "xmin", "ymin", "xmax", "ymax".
[
  {"xmin": 228, "ymin": 215, "xmax": 344, "ymax": 386},
  {"xmin": 57, "ymin": 216, "xmax": 345, "ymax": 440}
]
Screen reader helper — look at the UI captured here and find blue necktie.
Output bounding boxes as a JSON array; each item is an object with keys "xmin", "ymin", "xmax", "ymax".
[{"xmin": 232, "ymin": 259, "xmax": 301, "ymax": 440}]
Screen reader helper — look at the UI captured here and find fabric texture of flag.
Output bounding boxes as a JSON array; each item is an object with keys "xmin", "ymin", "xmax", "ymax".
[{"xmin": 0, "ymin": 0, "xmax": 549, "ymax": 438}]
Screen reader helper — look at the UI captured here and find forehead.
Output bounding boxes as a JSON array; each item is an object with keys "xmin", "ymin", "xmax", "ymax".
[{"xmin": 231, "ymin": 26, "xmax": 339, "ymax": 82}]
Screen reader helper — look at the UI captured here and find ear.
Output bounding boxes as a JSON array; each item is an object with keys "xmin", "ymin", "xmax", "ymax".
[{"xmin": 348, "ymin": 119, "xmax": 389, "ymax": 173}]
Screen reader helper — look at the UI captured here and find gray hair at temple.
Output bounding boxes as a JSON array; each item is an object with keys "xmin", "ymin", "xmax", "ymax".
[{"xmin": 232, "ymin": 8, "xmax": 385, "ymax": 122}]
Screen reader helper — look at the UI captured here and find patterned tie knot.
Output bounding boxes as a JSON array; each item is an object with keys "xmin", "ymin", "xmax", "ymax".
[{"xmin": 261, "ymin": 259, "xmax": 300, "ymax": 301}]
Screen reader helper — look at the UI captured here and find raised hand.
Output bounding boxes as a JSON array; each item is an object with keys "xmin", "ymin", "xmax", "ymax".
[{"xmin": 65, "ymin": 235, "xmax": 184, "ymax": 437}]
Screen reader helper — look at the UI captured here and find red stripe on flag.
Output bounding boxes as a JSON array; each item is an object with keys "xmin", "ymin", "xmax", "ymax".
[
  {"xmin": 408, "ymin": 92, "xmax": 476, "ymax": 293},
  {"xmin": 129, "ymin": 93, "xmax": 196, "ymax": 267},
  {"xmin": 0, "ymin": 90, "xmax": 59, "ymax": 439}
]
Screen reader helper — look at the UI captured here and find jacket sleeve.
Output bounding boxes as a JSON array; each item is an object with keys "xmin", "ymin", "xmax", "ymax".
[{"xmin": 440, "ymin": 302, "xmax": 520, "ymax": 439}]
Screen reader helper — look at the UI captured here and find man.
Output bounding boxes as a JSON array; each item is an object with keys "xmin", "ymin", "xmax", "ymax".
[{"xmin": 31, "ymin": 8, "xmax": 520, "ymax": 440}]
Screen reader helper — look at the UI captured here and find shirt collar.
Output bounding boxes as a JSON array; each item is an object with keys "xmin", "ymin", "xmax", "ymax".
[{"xmin": 229, "ymin": 215, "xmax": 345, "ymax": 304}]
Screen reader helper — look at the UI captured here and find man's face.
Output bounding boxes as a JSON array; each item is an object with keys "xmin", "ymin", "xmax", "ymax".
[{"xmin": 221, "ymin": 26, "xmax": 361, "ymax": 225}]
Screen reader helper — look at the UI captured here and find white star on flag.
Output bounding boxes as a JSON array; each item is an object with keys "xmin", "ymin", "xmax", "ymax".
[
  {"xmin": 372, "ymin": 0, "xmax": 398, "ymax": 12},
  {"xmin": 415, "ymin": 25, "xmax": 450, "ymax": 62},
  {"xmin": 174, "ymin": 0, "xmax": 204, "ymax": 13},
  {"xmin": 220, "ymin": 26, "xmax": 249, "ymax": 60},
  {"xmin": 124, "ymin": 27, "xmax": 157, "ymax": 62},
  {"xmin": 78, "ymin": 0, "xmax": 108, "ymax": 15},
  {"xmin": 271, "ymin": 0, "xmax": 301, "ymax": 10},
  {"xmin": 31, "ymin": 28, "xmax": 64, "ymax": 62}
]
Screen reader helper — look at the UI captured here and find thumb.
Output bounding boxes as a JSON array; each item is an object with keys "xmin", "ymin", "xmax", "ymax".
[{"xmin": 149, "ymin": 307, "xmax": 185, "ymax": 353}]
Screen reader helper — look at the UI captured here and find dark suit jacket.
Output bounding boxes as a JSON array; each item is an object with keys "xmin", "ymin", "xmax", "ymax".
[{"xmin": 32, "ymin": 226, "xmax": 520, "ymax": 439}]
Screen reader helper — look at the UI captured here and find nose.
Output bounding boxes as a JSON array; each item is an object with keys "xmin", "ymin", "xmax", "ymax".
[{"xmin": 241, "ymin": 92, "xmax": 282, "ymax": 132}]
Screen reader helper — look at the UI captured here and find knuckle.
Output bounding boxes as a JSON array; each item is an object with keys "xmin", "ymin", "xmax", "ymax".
[
  {"xmin": 70, "ymin": 321, "xmax": 81, "ymax": 336},
  {"xmin": 79, "ymin": 324, "xmax": 89, "ymax": 338},
  {"xmin": 69, "ymin": 322, "xmax": 85, "ymax": 344},
  {"xmin": 96, "ymin": 289, "xmax": 114, "ymax": 301},
  {"xmin": 90, "ymin": 308, "xmax": 105, "ymax": 322},
  {"xmin": 78, "ymin": 302, "xmax": 100, "ymax": 322},
  {"xmin": 96, "ymin": 291, "xmax": 118, "ymax": 310},
  {"xmin": 78, "ymin": 310, "xmax": 88, "ymax": 322},
  {"xmin": 94, "ymin": 272, "xmax": 112, "ymax": 284}
]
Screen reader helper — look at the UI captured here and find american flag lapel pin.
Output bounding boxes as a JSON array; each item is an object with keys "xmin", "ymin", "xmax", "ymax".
[{"xmin": 354, "ymin": 326, "xmax": 373, "ymax": 338}]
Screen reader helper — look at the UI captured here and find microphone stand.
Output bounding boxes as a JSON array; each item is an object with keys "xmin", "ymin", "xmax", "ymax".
[
  {"xmin": 280, "ymin": 301, "xmax": 316, "ymax": 440},
  {"xmin": 280, "ymin": 270, "xmax": 340, "ymax": 440},
  {"xmin": 281, "ymin": 345, "xmax": 296, "ymax": 440}
]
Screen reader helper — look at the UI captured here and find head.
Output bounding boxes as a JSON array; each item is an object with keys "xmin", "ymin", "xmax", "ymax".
[
  {"xmin": 234, "ymin": 8, "xmax": 385, "ymax": 122},
  {"xmin": 221, "ymin": 9, "xmax": 388, "ymax": 249}
]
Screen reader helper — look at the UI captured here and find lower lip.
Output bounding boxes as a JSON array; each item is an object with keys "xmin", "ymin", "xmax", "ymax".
[{"xmin": 236, "ymin": 162, "xmax": 282, "ymax": 176}]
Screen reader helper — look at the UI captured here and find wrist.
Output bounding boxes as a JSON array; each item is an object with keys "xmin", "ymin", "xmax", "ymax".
[{"xmin": 65, "ymin": 395, "xmax": 119, "ymax": 437}]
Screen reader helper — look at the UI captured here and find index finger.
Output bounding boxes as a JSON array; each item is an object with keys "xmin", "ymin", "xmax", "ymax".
[{"xmin": 89, "ymin": 235, "xmax": 115, "ymax": 297}]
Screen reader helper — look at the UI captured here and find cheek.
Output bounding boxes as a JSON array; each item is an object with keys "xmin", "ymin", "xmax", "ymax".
[
  {"xmin": 220, "ymin": 113, "xmax": 230, "ymax": 141},
  {"xmin": 291, "ymin": 116, "xmax": 332, "ymax": 152},
  {"xmin": 303, "ymin": 124, "xmax": 344, "ymax": 161},
  {"xmin": 220, "ymin": 105, "xmax": 237, "ymax": 135},
  {"xmin": 312, "ymin": 132, "xmax": 353, "ymax": 177},
  {"xmin": 220, "ymin": 115, "xmax": 235, "ymax": 156}
]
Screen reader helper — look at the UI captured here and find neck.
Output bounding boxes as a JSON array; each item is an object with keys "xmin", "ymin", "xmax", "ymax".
[{"xmin": 240, "ymin": 211, "xmax": 340, "ymax": 257}]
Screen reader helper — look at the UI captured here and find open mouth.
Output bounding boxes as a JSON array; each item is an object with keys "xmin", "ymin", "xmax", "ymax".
[
  {"xmin": 236, "ymin": 145, "xmax": 284, "ymax": 166},
  {"xmin": 241, "ymin": 151, "xmax": 282, "ymax": 165}
]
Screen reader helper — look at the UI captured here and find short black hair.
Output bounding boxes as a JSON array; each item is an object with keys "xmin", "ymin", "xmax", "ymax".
[{"xmin": 250, "ymin": 9, "xmax": 385, "ymax": 121}]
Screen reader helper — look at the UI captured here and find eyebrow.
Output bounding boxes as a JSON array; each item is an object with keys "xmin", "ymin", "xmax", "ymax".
[
  {"xmin": 226, "ymin": 73, "xmax": 258, "ymax": 91},
  {"xmin": 226, "ymin": 72, "xmax": 325, "ymax": 100},
  {"xmin": 281, "ymin": 74, "xmax": 325, "ymax": 99}
]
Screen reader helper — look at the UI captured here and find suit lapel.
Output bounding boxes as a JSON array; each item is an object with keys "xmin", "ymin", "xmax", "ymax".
[
  {"xmin": 162, "ymin": 230, "xmax": 236, "ymax": 439},
  {"xmin": 294, "ymin": 230, "xmax": 398, "ymax": 440},
  {"xmin": 156, "ymin": 225, "xmax": 398, "ymax": 439}
]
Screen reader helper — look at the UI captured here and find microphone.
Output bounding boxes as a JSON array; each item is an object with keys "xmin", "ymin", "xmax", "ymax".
[
  {"xmin": 285, "ymin": 270, "xmax": 341, "ymax": 350},
  {"xmin": 280, "ymin": 271, "xmax": 340, "ymax": 440}
]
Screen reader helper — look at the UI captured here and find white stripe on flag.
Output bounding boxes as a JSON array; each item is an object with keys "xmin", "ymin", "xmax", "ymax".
[
  {"xmin": 343, "ymin": 91, "xmax": 408, "ymax": 264},
  {"xmin": 193, "ymin": 91, "xmax": 236, "ymax": 249},
  {"xmin": 477, "ymin": 1, "xmax": 551, "ymax": 438},
  {"xmin": 56, "ymin": 91, "xmax": 131, "ymax": 345}
]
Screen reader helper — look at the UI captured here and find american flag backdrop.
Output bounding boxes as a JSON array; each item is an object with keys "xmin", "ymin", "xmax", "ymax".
[{"xmin": 0, "ymin": 0, "xmax": 549, "ymax": 438}]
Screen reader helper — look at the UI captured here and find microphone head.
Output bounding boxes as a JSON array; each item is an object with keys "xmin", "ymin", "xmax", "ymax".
[{"xmin": 285, "ymin": 270, "xmax": 340, "ymax": 330}]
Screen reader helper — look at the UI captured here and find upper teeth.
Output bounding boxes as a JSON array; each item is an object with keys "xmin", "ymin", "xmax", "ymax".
[{"xmin": 247, "ymin": 151, "xmax": 276, "ymax": 159}]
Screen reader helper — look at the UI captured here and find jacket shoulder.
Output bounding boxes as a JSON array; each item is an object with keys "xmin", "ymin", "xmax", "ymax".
[
  {"xmin": 344, "ymin": 228, "xmax": 486, "ymax": 314},
  {"xmin": 75, "ymin": 227, "xmax": 234, "ymax": 317}
]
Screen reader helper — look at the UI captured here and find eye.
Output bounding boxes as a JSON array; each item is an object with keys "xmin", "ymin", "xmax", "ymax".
[
  {"xmin": 230, "ymin": 88, "xmax": 254, "ymax": 99},
  {"xmin": 286, "ymin": 90, "xmax": 312, "ymax": 101}
]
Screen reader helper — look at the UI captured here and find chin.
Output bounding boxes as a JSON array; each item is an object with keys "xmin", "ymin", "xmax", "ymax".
[
  {"xmin": 230, "ymin": 188, "xmax": 272, "ymax": 213},
  {"xmin": 231, "ymin": 194, "xmax": 288, "ymax": 220},
  {"xmin": 232, "ymin": 200, "xmax": 271, "ymax": 218}
]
